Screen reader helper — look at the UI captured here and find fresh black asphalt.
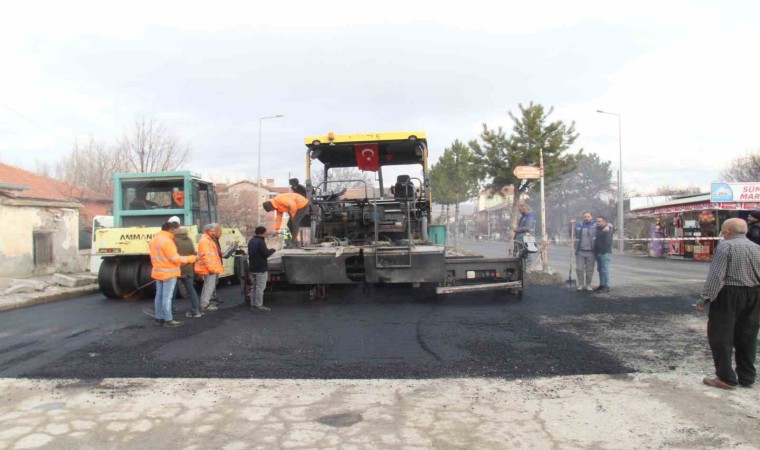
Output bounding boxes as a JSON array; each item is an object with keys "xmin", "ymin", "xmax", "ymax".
[{"xmin": 0, "ymin": 279, "xmax": 701, "ymax": 380}]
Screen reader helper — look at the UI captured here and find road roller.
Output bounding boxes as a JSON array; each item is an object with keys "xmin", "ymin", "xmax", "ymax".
[{"xmin": 95, "ymin": 171, "xmax": 247, "ymax": 300}]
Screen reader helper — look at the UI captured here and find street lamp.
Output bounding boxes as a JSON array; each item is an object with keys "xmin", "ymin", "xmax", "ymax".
[
  {"xmin": 257, "ymin": 114, "xmax": 284, "ymax": 225},
  {"xmin": 596, "ymin": 110, "xmax": 624, "ymax": 253}
]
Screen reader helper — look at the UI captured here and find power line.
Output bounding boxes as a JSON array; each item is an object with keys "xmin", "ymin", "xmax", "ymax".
[{"xmin": 1, "ymin": 102, "xmax": 66, "ymax": 138}]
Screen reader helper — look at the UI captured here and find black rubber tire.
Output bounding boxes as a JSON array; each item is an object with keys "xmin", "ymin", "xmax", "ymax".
[
  {"xmin": 98, "ymin": 258, "xmax": 121, "ymax": 299},
  {"xmin": 137, "ymin": 259, "xmax": 155, "ymax": 298},
  {"xmin": 230, "ymin": 255, "xmax": 246, "ymax": 285},
  {"xmin": 117, "ymin": 259, "xmax": 142, "ymax": 301},
  {"xmin": 421, "ymin": 282, "xmax": 439, "ymax": 300}
]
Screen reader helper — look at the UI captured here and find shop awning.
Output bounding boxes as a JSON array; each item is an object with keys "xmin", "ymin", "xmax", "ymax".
[{"xmin": 631, "ymin": 193, "xmax": 760, "ymax": 217}]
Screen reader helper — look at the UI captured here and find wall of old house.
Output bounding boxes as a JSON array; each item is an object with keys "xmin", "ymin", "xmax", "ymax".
[{"xmin": 0, "ymin": 203, "xmax": 83, "ymax": 277}]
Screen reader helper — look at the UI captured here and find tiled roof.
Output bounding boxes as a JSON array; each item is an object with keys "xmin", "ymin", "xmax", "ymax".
[{"xmin": 0, "ymin": 162, "xmax": 110, "ymax": 203}]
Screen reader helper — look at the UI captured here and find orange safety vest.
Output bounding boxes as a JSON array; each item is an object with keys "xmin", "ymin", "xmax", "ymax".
[
  {"xmin": 195, "ymin": 232, "xmax": 223, "ymax": 275},
  {"xmin": 270, "ymin": 193, "xmax": 309, "ymax": 230},
  {"xmin": 149, "ymin": 230, "xmax": 196, "ymax": 280}
]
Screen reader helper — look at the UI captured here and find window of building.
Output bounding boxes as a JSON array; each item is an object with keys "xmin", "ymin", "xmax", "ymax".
[{"xmin": 33, "ymin": 231, "xmax": 54, "ymax": 266}]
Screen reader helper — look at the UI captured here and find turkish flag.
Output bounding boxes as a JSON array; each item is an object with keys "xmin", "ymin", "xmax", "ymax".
[{"xmin": 355, "ymin": 143, "xmax": 380, "ymax": 171}]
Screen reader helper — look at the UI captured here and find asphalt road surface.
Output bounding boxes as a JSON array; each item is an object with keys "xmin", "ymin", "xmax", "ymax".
[
  {"xmin": 0, "ymin": 240, "xmax": 713, "ymax": 380},
  {"xmin": 461, "ymin": 238, "xmax": 710, "ymax": 295}
]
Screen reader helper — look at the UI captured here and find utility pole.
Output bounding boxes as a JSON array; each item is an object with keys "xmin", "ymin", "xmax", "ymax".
[
  {"xmin": 539, "ymin": 145, "xmax": 548, "ymax": 271},
  {"xmin": 597, "ymin": 110, "xmax": 624, "ymax": 253}
]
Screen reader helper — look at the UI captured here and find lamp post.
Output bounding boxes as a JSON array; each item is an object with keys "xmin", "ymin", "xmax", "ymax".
[
  {"xmin": 539, "ymin": 144, "xmax": 548, "ymax": 271},
  {"xmin": 257, "ymin": 114, "xmax": 284, "ymax": 225},
  {"xmin": 596, "ymin": 110, "xmax": 624, "ymax": 253}
]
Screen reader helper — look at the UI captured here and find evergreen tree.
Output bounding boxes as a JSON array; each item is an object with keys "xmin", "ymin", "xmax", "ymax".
[
  {"xmin": 545, "ymin": 152, "xmax": 615, "ymax": 238},
  {"xmin": 470, "ymin": 102, "xmax": 579, "ymax": 254},
  {"xmin": 429, "ymin": 140, "xmax": 480, "ymax": 246}
]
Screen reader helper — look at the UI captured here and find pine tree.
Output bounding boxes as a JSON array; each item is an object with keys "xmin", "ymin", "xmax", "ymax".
[{"xmin": 470, "ymin": 102, "xmax": 579, "ymax": 255}]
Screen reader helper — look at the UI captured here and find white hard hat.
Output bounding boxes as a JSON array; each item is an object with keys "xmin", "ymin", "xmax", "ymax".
[{"xmin": 168, "ymin": 216, "xmax": 181, "ymax": 224}]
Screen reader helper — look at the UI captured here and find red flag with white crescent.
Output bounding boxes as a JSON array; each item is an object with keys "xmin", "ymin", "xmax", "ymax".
[{"xmin": 355, "ymin": 143, "xmax": 380, "ymax": 171}]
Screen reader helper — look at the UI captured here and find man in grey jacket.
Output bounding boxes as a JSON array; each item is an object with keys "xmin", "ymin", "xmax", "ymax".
[{"xmin": 574, "ymin": 211, "xmax": 597, "ymax": 291}]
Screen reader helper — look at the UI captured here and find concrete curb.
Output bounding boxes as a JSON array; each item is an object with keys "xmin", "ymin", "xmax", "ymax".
[{"xmin": 0, "ymin": 285, "xmax": 101, "ymax": 312}]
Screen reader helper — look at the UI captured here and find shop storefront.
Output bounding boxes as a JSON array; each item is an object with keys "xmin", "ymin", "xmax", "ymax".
[{"xmin": 631, "ymin": 187, "xmax": 759, "ymax": 261}]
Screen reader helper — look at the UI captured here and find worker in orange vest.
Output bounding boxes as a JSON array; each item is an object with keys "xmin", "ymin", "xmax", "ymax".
[
  {"xmin": 149, "ymin": 221, "xmax": 196, "ymax": 328},
  {"xmin": 195, "ymin": 223, "xmax": 224, "ymax": 312},
  {"xmin": 262, "ymin": 192, "xmax": 309, "ymax": 248}
]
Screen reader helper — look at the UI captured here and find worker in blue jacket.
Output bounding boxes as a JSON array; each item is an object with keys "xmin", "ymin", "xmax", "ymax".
[{"xmin": 514, "ymin": 201, "xmax": 537, "ymax": 261}]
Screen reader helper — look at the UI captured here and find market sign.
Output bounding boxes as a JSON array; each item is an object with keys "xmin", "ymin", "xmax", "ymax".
[
  {"xmin": 513, "ymin": 166, "xmax": 542, "ymax": 179},
  {"xmin": 711, "ymin": 182, "xmax": 760, "ymax": 202}
]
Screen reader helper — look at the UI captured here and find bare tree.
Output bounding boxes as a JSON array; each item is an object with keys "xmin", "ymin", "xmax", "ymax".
[
  {"xmin": 35, "ymin": 159, "xmax": 52, "ymax": 178},
  {"xmin": 116, "ymin": 114, "xmax": 190, "ymax": 173},
  {"xmin": 311, "ymin": 167, "xmax": 375, "ymax": 193},
  {"xmin": 721, "ymin": 150, "xmax": 760, "ymax": 182},
  {"xmin": 53, "ymin": 136, "xmax": 125, "ymax": 197}
]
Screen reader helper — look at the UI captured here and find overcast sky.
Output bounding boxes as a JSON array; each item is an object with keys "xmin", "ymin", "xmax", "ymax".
[{"xmin": 1, "ymin": 1, "xmax": 758, "ymax": 193}]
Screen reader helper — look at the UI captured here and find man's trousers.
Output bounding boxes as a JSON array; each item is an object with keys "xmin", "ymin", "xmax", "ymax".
[{"xmin": 708, "ymin": 285, "xmax": 760, "ymax": 386}]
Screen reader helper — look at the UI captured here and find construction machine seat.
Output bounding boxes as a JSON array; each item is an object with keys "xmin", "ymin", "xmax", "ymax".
[{"xmin": 393, "ymin": 175, "xmax": 414, "ymax": 200}]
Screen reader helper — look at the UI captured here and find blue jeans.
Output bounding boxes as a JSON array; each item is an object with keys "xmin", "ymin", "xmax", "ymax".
[
  {"xmin": 173, "ymin": 277, "xmax": 200, "ymax": 313},
  {"xmin": 154, "ymin": 278, "xmax": 177, "ymax": 321},
  {"xmin": 596, "ymin": 253, "xmax": 611, "ymax": 288}
]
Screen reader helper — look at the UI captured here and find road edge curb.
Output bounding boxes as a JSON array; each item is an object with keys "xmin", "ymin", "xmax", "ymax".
[{"xmin": 0, "ymin": 286, "xmax": 100, "ymax": 312}]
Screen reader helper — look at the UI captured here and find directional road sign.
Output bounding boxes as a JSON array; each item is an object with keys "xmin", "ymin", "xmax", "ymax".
[{"xmin": 512, "ymin": 166, "xmax": 542, "ymax": 179}]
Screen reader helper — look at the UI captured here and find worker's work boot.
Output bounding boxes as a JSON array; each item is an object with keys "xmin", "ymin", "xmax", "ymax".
[
  {"xmin": 576, "ymin": 283, "xmax": 585, "ymax": 292},
  {"xmin": 163, "ymin": 320, "xmax": 184, "ymax": 328}
]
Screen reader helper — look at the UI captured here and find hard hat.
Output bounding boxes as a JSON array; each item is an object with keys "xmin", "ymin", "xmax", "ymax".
[{"xmin": 168, "ymin": 216, "xmax": 181, "ymax": 224}]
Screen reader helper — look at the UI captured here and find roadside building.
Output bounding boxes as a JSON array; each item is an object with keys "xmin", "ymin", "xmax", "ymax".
[
  {"xmin": 216, "ymin": 179, "xmax": 291, "ymax": 237},
  {"xmin": 0, "ymin": 163, "xmax": 88, "ymax": 276},
  {"xmin": 64, "ymin": 185, "xmax": 113, "ymax": 251},
  {"xmin": 473, "ymin": 186, "xmax": 515, "ymax": 239}
]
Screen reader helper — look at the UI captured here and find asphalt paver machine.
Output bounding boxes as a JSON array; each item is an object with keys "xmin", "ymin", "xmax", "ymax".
[{"xmin": 272, "ymin": 132, "xmax": 530, "ymax": 298}]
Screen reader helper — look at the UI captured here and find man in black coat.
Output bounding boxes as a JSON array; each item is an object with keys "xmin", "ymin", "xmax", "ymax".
[
  {"xmin": 593, "ymin": 216, "xmax": 614, "ymax": 293},
  {"xmin": 747, "ymin": 210, "xmax": 760, "ymax": 246},
  {"xmin": 248, "ymin": 226, "xmax": 276, "ymax": 311},
  {"xmin": 289, "ymin": 178, "xmax": 308, "ymax": 198}
]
